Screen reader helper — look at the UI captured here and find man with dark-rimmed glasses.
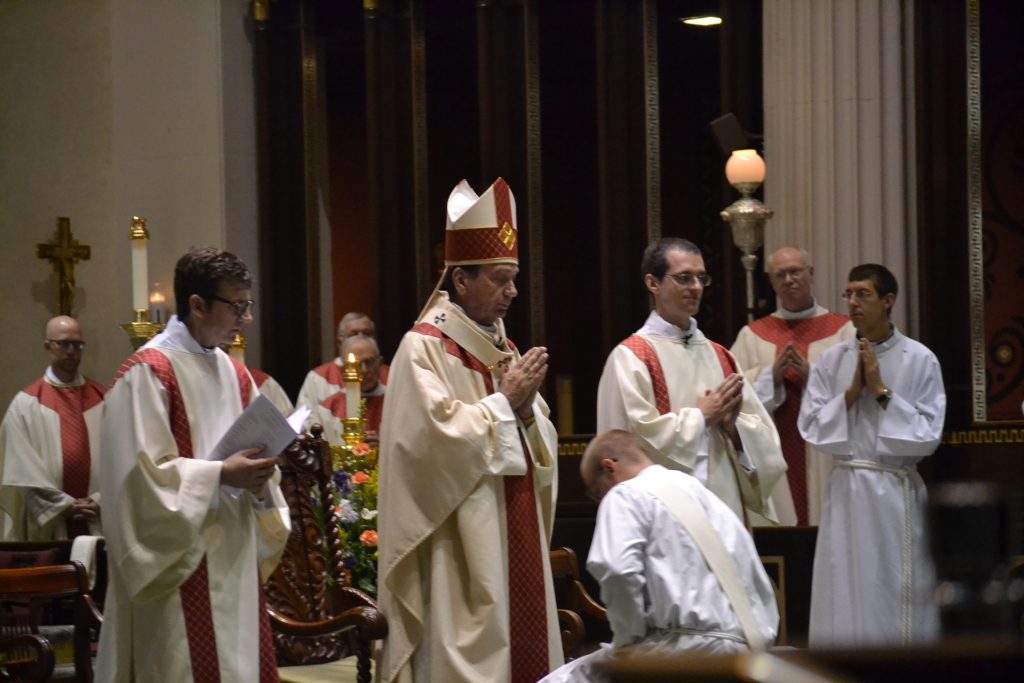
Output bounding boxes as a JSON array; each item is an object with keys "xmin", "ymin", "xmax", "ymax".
[
  {"xmin": 0, "ymin": 315, "xmax": 105, "ymax": 540},
  {"xmin": 597, "ymin": 237, "xmax": 786, "ymax": 525},
  {"xmin": 96, "ymin": 247, "xmax": 289, "ymax": 681}
]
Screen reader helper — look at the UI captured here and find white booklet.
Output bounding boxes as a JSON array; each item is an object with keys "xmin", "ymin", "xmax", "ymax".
[{"xmin": 210, "ymin": 394, "xmax": 312, "ymax": 462}]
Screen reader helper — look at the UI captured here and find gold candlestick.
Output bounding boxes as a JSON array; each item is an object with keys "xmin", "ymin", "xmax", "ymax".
[{"xmin": 120, "ymin": 308, "xmax": 164, "ymax": 350}]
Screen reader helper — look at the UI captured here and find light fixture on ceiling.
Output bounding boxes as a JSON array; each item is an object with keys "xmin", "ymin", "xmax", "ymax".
[{"xmin": 681, "ymin": 15, "xmax": 722, "ymax": 27}]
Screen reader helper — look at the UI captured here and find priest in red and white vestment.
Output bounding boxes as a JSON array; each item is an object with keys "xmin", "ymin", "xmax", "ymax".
[
  {"xmin": 731, "ymin": 247, "xmax": 853, "ymax": 525},
  {"xmin": 378, "ymin": 178, "xmax": 563, "ymax": 683},
  {"xmin": 223, "ymin": 338, "xmax": 295, "ymax": 417},
  {"xmin": 96, "ymin": 248, "xmax": 290, "ymax": 683},
  {"xmin": 249, "ymin": 368, "xmax": 294, "ymax": 417},
  {"xmin": 0, "ymin": 316, "xmax": 104, "ymax": 541},
  {"xmin": 296, "ymin": 312, "xmax": 389, "ymax": 410},
  {"xmin": 597, "ymin": 238, "xmax": 786, "ymax": 524},
  {"xmin": 310, "ymin": 334, "xmax": 385, "ymax": 446}
]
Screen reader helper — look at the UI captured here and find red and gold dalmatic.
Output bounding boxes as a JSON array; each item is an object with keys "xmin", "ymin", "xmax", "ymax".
[
  {"xmin": 378, "ymin": 178, "xmax": 563, "ymax": 683},
  {"xmin": 95, "ymin": 318, "xmax": 290, "ymax": 683}
]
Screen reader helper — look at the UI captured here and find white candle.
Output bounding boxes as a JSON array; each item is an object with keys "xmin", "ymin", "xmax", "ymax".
[
  {"xmin": 149, "ymin": 290, "xmax": 166, "ymax": 324},
  {"xmin": 129, "ymin": 217, "xmax": 149, "ymax": 311},
  {"xmin": 131, "ymin": 241, "xmax": 148, "ymax": 310},
  {"xmin": 345, "ymin": 353, "xmax": 361, "ymax": 419}
]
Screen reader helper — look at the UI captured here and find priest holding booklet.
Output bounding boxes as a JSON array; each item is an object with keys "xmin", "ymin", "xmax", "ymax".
[{"xmin": 96, "ymin": 247, "xmax": 291, "ymax": 682}]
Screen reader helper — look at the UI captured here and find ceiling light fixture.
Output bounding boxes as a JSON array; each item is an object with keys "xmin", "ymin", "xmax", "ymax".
[{"xmin": 681, "ymin": 16, "xmax": 722, "ymax": 27}]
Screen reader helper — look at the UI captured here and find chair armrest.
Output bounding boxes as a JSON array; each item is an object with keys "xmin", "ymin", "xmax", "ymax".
[
  {"xmin": 0, "ymin": 633, "xmax": 56, "ymax": 681},
  {"xmin": 268, "ymin": 605, "xmax": 388, "ymax": 641},
  {"xmin": 557, "ymin": 608, "xmax": 585, "ymax": 660},
  {"xmin": 569, "ymin": 579, "xmax": 609, "ymax": 622}
]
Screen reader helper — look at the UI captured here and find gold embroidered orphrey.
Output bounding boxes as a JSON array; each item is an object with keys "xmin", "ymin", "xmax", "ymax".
[
  {"xmin": 499, "ymin": 221, "xmax": 516, "ymax": 251},
  {"xmin": 36, "ymin": 217, "xmax": 91, "ymax": 316}
]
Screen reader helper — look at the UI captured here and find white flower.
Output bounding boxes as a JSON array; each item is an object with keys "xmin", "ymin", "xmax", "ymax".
[
  {"xmin": 360, "ymin": 508, "xmax": 378, "ymax": 521},
  {"xmin": 336, "ymin": 499, "xmax": 359, "ymax": 524}
]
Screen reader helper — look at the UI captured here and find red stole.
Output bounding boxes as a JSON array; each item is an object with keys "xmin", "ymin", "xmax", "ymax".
[
  {"xmin": 747, "ymin": 313, "xmax": 849, "ymax": 524},
  {"xmin": 412, "ymin": 322, "xmax": 550, "ymax": 682},
  {"xmin": 27, "ymin": 377, "xmax": 105, "ymax": 537},
  {"xmin": 621, "ymin": 335, "xmax": 749, "ymax": 526},
  {"xmin": 620, "ymin": 335, "xmax": 738, "ymax": 413},
  {"xmin": 113, "ymin": 350, "xmax": 279, "ymax": 683}
]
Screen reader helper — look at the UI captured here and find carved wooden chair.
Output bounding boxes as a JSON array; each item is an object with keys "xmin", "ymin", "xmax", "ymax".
[
  {"xmin": 550, "ymin": 546, "xmax": 610, "ymax": 661},
  {"xmin": 266, "ymin": 425, "xmax": 387, "ymax": 683},
  {"xmin": 0, "ymin": 561, "xmax": 102, "ymax": 683}
]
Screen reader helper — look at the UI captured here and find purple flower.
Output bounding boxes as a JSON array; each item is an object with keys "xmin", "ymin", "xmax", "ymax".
[{"xmin": 333, "ymin": 470, "xmax": 352, "ymax": 495}]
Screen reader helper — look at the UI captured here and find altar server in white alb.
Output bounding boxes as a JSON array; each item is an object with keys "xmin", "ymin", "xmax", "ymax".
[
  {"xmin": 799, "ymin": 263, "xmax": 945, "ymax": 647},
  {"xmin": 0, "ymin": 316, "xmax": 104, "ymax": 541},
  {"xmin": 731, "ymin": 246, "xmax": 854, "ymax": 526},
  {"xmin": 96, "ymin": 247, "xmax": 290, "ymax": 682},
  {"xmin": 541, "ymin": 430, "xmax": 778, "ymax": 683},
  {"xmin": 378, "ymin": 178, "xmax": 562, "ymax": 682},
  {"xmin": 597, "ymin": 237, "xmax": 786, "ymax": 524}
]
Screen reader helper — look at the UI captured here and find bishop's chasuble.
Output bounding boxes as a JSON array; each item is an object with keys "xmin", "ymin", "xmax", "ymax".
[
  {"xmin": 597, "ymin": 312, "xmax": 786, "ymax": 523},
  {"xmin": 0, "ymin": 368, "xmax": 105, "ymax": 540},
  {"xmin": 731, "ymin": 303, "xmax": 853, "ymax": 525},
  {"xmin": 96, "ymin": 317, "xmax": 290, "ymax": 683},
  {"xmin": 378, "ymin": 292, "xmax": 563, "ymax": 683}
]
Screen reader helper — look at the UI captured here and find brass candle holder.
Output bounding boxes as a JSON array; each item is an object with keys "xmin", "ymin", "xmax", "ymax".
[
  {"xmin": 120, "ymin": 308, "xmax": 164, "ymax": 350},
  {"xmin": 332, "ymin": 399, "xmax": 377, "ymax": 472}
]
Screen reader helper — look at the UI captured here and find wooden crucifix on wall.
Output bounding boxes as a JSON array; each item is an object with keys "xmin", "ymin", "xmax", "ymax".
[{"xmin": 36, "ymin": 217, "xmax": 91, "ymax": 316}]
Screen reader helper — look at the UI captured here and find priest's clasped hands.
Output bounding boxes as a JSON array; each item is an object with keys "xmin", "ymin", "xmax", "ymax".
[
  {"xmin": 772, "ymin": 342, "xmax": 810, "ymax": 385},
  {"xmin": 499, "ymin": 346, "xmax": 549, "ymax": 420},
  {"xmin": 221, "ymin": 446, "xmax": 280, "ymax": 494},
  {"xmin": 697, "ymin": 373, "xmax": 744, "ymax": 448}
]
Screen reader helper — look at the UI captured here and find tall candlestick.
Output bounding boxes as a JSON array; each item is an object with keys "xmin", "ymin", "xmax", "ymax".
[
  {"xmin": 344, "ymin": 353, "xmax": 361, "ymax": 420},
  {"xmin": 228, "ymin": 333, "xmax": 246, "ymax": 364},
  {"xmin": 129, "ymin": 217, "xmax": 149, "ymax": 311}
]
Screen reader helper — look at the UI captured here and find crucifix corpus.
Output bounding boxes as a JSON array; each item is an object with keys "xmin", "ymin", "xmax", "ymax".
[{"xmin": 36, "ymin": 217, "xmax": 91, "ymax": 315}]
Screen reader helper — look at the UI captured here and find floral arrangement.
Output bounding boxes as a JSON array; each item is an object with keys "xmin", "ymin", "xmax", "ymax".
[{"xmin": 330, "ymin": 442, "xmax": 379, "ymax": 597}]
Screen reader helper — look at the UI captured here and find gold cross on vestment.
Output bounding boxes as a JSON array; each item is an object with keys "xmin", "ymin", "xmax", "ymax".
[{"xmin": 36, "ymin": 217, "xmax": 91, "ymax": 315}]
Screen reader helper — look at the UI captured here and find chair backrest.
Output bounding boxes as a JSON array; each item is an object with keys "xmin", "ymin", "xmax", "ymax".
[
  {"xmin": 0, "ymin": 561, "xmax": 102, "ymax": 683},
  {"xmin": 265, "ymin": 426, "xmax": 376, "ymax": 667}
]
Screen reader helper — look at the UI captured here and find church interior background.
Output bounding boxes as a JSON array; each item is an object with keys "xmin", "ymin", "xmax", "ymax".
[{"xmin": 2, "ymin": 0, "xmax": 1023, "ymax": 650}]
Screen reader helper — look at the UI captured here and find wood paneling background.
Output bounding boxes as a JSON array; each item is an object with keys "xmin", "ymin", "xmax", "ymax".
[
  {"xmin": 255, "ymin": 0, "xmax": 764, "ymax": 434},
  {"xmin": 253, "ymin": 0, "xmax": 1022, "ymax": 487}
]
